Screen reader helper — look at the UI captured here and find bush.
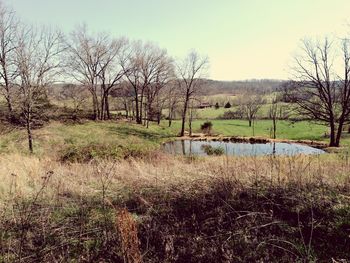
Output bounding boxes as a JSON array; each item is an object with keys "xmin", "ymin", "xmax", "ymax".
[
  {"xmin": 220, "ymin": 110, "xmax": 243, "ymax": 119},
  {"xmin": 224, "ymin": 102, "xmax": 232, "ymax": 108},
  {"xmin": 200, "ymin": 121, "xmax": 213, "ymax": 135},
  {"xmin": 214, "ymin": 102, "xmax": 220, "ymax": 109},
  {"xmin": 60, "ymin": 143, "xmax": 148, "ymax": 162},
  {"xmin": 201, "ymin": 144, "xmax": 225, "ymax": 155}
]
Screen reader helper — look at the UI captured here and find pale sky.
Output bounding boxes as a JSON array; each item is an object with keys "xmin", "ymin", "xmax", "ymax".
[{"xmin": 5, "ymin": 0, "xmax": 350, "ymax": 81}]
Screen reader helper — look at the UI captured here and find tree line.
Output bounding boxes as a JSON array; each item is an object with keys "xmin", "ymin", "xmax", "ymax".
[
  {"xmin": 1, "ymin": 1, "xmax": 350, "ymax": 150},
  {"xmin": 0, "ymin": 2, "xmax": 208, "ymax": 152}
]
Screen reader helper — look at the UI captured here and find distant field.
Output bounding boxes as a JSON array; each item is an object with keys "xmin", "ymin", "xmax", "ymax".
[
  {"xmin": 194, "ymin": 102, "xmax": 294, "ymax": 119},
  {"xmin": 112, "ymin": 102, "xmax": 295, "ymax": 120},
  {"xmin": 48, "ymin": 93, "xmax": 295, "ymax": 121},
  {"xmin": 168, "ymin": 119, "xmax": 328, "ymax": 141},
  {"xmin": 202, "ymin": 94, "xmax": 237, "ymax": 103}
]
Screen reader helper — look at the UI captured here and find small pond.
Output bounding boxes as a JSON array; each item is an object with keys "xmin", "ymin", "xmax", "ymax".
[{"xmin": 162, "ymin": 140, "xmax": 325, "ymax": 157}]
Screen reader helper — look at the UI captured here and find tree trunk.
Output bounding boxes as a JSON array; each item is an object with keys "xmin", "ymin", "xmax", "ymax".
[
  {"xmin": 335, "ymin": 121, "xmax": 344, "ymax": 147},
  {"xmin": 5, "ymin": 95, "xmax": 13, "ymax": 120},
  {"xmin": 135, "ymin": 97, "xmax": 141, "ymax": 124},
  {"xmin": 180, "ymin": 95, "xmax": 189, "ymax": 136},
  {"xmin": 329, "ymin": 121, "xmax": 337, "ymax": 147},
  {"xmin": 100, "ymin": 92, "xmax": 105, "ymax": 120},
  {"xmin": 139, "ymin": 91, "xmax": 144, "ymax": 125},
  {"xmin": 180, "ymin": 112, "xmax": 187, "ymax": 136},
  {"xmin": 92, "ymin": 93, "xmax": 100, "ymax": 121},
  {"xmin": 7, "ymin": 99, "xmax": 12, "ymax": 113},
  {"xmin": 92, "ymin": 95, "xmax": 97, "ymax": 120},
  {"xmin": 272, "ymin": 118, "xmax": 277, "ymax": 139},
  {"xmin": 131, "ymin": 101, "xmax": 135, "ymax": 121},
  {"xmin": 26, "ymin": 111, "xmax": 33, "ymax": 154},
  {"xmin": 157, "ymin": 112, "xmax": 161, "ymax": 125},
  {"xmin": 3, "ymin": 72, "xmax": 13, "ymax": 119},
  {"xmin": 168, "ymin": 106, "xmax": 173, "ymax": 127},
  {"xmin": 124, "ymin": 101, "xmax": 129, "ymax": 119},
  {"xmin": 168, "ymin": 111, "xmax": 172, "ymax": 127},
  {"xmin": 146, "ymin": 103, "xmax": 151, "ymax": 128},
  {"xmin": 248, "ymin": 119, "xmax": 252, "ymax": 127},
  {"xmin": 105, "ymin": 92, "xmax": 110, "ymax": 120},
  {"xmin": 143, "ymin": 103, "xmax": 147, "ymax": 126}
]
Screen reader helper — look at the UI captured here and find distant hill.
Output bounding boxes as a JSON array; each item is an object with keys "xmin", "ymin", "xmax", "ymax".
[
  {"xmin": 47, "ymin": 79, "xmax": 286, "ymax": 97},
  {"xmin": 201, "ymin": 79, "xmax": 285, "ymax": 95}
]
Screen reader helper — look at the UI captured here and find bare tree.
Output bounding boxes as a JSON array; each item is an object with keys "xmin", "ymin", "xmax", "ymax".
[
  {"xmin": 0, "ymin": 2, "xmax": 18, "ymax": 119},
  {"xmin": 289, "ymin": 38, "xmax": 350, "ymax": 147},
  {"xmin": 238, "ymin": 93, "xmax": 264, "ymax": 127},
  {"xmin": 188, "ymin": 98, "xmax": 200, "ymax": 136},
  {"xmin": 120, "ymin": 42, "xmax": 143, "ymax": 124},
  {"xmin": 144, "ymin": 53, "xmax": 174, "ymax": 127},
  {"xmin": 59, "ymin": 84, "xmax": 89, "ymax": 121},
  {"xmin": 122, "ymin": 41, "xmax": 173, "ymax": 125},
  {"xmin": 66, "ymin": 26, "xmax": 100, "ymax": 120},
  {"xmin": 269, "ymin": 97, "xmax": 279, "ymax": 139},
  {"xmin": 166, "ymin": 81, "xmax": 180, "ymax": 127},
  {"xmin": 15, "ymin": 26, "xmax": 64, "ymax": 153},
  {"xmin": 97, "ymin": 37, "xmax": 128, "ymax": 120},
  {"xmin": 113, "ymin": 81, "xmax": 134, "ymax": 119},
  {"xmin": 176, "ymin": 50, "xmax": 209, "ymax": 136},
  {"xmin": 66, "ymin": 25, "xmax": 125, "ymax": 120}
]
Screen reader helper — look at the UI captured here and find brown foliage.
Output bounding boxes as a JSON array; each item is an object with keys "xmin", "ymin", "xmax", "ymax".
[{"xmin": 116, "ymin": 208, "xmax": 142, "ymax": 263}]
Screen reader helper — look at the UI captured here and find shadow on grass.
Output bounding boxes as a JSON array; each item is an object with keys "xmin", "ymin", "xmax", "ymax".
[
  {"xmin": 105, "ymin": 124, "xmax": 174, "ymax": 142},
  {"xmin": 220, "ymin": 122, "xmax": 250, "ymax": 128}
]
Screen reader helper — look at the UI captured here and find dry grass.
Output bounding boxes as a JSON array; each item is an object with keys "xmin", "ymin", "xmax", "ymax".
[
  {"xmin": 0, "ymin": 153, "xmax": 349, "ymax": 204},
  {"xmin": 0, "ymin": 153, "xmax": 349, "ymax": 262}
]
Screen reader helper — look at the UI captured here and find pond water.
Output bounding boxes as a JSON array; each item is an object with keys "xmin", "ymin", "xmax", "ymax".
[{"xmin": 162, "ymin": 140, "xmax": 325, "ymax": 157}]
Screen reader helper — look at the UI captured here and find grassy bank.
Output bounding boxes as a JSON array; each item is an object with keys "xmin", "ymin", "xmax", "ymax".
[
  {"xmin": 0, "ymin": 153, "xmax": 349, "ymax": 262},
  {"xmin": 0, "ymin": 121, "xmax": 175, "ymax": 161}
]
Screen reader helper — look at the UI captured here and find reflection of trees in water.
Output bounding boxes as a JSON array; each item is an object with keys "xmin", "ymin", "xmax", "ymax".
[
  {"xmin": 163, "ymin": 140, "xmax": 324, "ymax": 157},
  {"xmin": 181, "ymin": 140, "xmax": 185, "ymax": 155}
]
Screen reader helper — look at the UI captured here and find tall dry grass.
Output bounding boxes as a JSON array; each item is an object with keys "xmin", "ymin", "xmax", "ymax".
[
  {"xmin": 0, "ymin": 153, "xmax": 349, "ymax": 262},
  {"xmin": 0, "ymin": 153, "xmax": 349, "ymax": 204}
]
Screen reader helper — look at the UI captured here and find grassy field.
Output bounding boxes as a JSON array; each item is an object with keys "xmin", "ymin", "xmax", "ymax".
[
  {"xmin": 194, "ymin": 102, "xmax": 294, "ymax": 119},
  {"xmin": 168, "ymin": 119, "xmax": 328, "ymax": 140},
  {"xmin": 0, "ymin": 118, "xmax": 343, "ymax": 160},
  {"xmin": 0, "ymin": 119, "xmax": 331, "ymax": 158}
]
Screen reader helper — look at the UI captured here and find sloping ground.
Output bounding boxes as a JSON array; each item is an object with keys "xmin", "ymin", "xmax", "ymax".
[
  {"xmin": 0, "ymin": 154, "xmax": 349, "ymax": 262},
  {"xmin": 0, "ymin": 121, "xmax": 175, "ymax": 161}
]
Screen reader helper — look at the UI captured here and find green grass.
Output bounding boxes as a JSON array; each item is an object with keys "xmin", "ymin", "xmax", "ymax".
[
  {"xmin": 0, "ymin": 121, "xmax": 175, "ymax": 159},
  {"xmin": 3, "ymin": 118, "xmax": 350, "ymax": 159},
  {"xmin": 167, "ymin": 119, "xmax": 328, "ymax": 141},
  {"xmin": 195, "ymin": 102, "xmax": 294, "ymax": 119}
]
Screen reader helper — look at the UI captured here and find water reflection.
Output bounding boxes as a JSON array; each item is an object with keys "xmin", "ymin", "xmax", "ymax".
[{"xmin": 162, "ymin": 140, "xmax": 325, "ymax": 157}]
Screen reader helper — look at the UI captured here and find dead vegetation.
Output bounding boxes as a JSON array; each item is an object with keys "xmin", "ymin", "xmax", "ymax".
[{"xmin": 0, "ymin": 153, "xmax": 349, "ymax": 262}]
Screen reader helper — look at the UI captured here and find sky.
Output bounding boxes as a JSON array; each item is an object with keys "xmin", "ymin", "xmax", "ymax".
[{"xmin": 4, "ymin": 0, "xmax": 350, "ymax": 81}]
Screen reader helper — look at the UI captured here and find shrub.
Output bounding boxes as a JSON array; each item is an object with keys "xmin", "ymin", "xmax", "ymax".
[
  {"xmin": 60, "ymin": 143, "xmax": 148, "ymax": 162},
  {"xmin": 224, "ymin": 102, "xmax": 232, "ymax": 108},
  {"xmin": 200, "ymin": 121, "xmax": 213, "ymax": 135},
  {"xmin": 220, "ymin": 110, "xmax": 244, "ymax": 119},
  {"xmin": 214, "ymin": 102, "xmax": 220, "ymax": 109},
  {"xmin": 201, "ymin": 144, "xmax": 225, "ymax": 155}
]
